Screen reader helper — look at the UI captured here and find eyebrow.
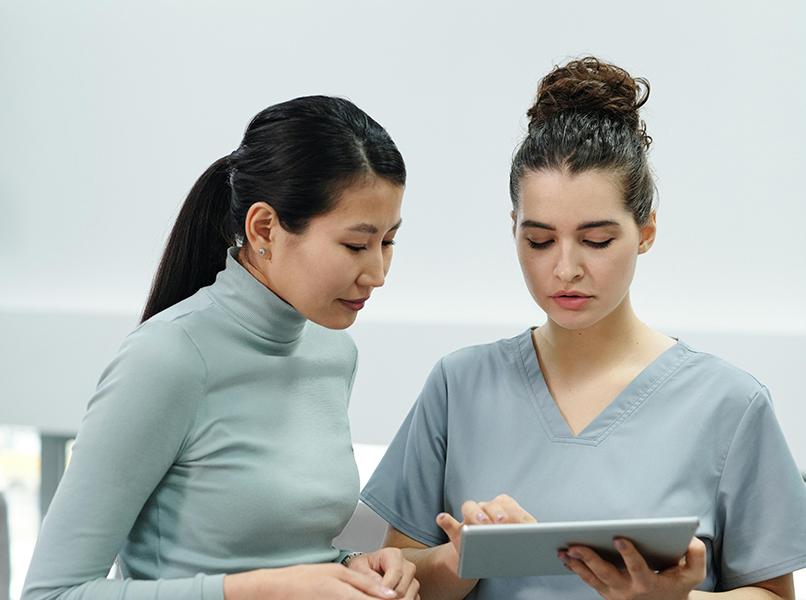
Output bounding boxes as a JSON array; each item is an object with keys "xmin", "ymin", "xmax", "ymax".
[
  {"xmin": 520, "ymin": 219, "xmax": 621, "ymax": 232},
  {"xmin": 347, "ymin": 219, "xmax": 403, "ymax": 234}
]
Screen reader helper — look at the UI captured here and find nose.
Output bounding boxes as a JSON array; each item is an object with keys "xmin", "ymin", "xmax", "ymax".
[
  {"xmin": 357, "ymin": 246, "xmax": 387, "ymax": 289},
  {"xmin": 554, "ymin": 243, "xmax": 584, "ymax": 282}
]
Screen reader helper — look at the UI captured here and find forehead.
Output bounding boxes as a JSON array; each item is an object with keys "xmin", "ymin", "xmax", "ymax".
[
  {"xmin": 317, "ymin": 177, "xmax": 403, "ymax": 228},
  {"xmin": 518, "ymin": 169, "xmax": 630, "ymax": 224}
]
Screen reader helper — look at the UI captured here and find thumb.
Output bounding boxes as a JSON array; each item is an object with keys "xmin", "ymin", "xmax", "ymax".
[
  {"xmin": 684, "ymin": 536, "xmax": 707, "ymax": 581},
  {"xmin": 436, "ymin": 512, "xmax": 464, "ymax": 551}
]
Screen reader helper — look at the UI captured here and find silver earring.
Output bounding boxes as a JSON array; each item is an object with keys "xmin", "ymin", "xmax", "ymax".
[{"xmin": 259, "ymin": 248, "xmax": 265, "ymax": 256}]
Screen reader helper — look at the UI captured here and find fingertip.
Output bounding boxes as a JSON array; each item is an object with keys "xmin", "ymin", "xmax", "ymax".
[
  {"xmin": 436, "ymin": 512, "xmax": 454, "ymax": 529},
  {"xmin": 437, "ymin": 512, "xmax": 460, "ymax": 537}
]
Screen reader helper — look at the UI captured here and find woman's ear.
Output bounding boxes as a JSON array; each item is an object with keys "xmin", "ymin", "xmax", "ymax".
[
  {"xmin": 244, "ymin": 202, "xmax": 279, "ymax": 259},
  {"xmin": 638, "ymin": 212, "xmax": 657, "ymax": 254}
]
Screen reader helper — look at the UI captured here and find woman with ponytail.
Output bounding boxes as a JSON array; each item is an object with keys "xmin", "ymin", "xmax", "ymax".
[
  {"xmin": 360, "ymin": 58, "xmax": 806, "ymax": 599},
  {"xmin": 23, "ymin": 96, "xmax": 419, "ymax": 600}
]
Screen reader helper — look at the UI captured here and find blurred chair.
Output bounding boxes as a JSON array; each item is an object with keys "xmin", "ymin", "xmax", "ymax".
[
  {"xmin": 332, "ymin": 501, "xmax": 388, "ymax": 554},
  {"xmin": 0, "ymin": 492, "xmax": 9, "ymax": 600}
]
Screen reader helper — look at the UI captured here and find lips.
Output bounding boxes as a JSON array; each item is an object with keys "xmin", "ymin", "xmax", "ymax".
[
  {"xmin": 339, "ymin": 297, "xmax": 369, "ymax": 311},
  {"xmin": 551, "ymin": 292, "xmax": 592, "ymax": 310}
]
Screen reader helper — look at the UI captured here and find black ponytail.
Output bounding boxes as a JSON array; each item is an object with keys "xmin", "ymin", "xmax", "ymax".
[
  {"xmin": 140, "ymin": 96, "xmax": 405, "ymax": 323},
  {"xmin": 141, "ymin": 157, "xmax": 236, "ymax": 322}
]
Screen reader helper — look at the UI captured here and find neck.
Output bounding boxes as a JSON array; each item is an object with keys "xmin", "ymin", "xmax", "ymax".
[
  {"xmin": 237, "ymin": 246, "xmax": 290, "ymax": 305},
  {"xmin": 534, "ymin": 294, "xmax": 651, "ymax": 374}
]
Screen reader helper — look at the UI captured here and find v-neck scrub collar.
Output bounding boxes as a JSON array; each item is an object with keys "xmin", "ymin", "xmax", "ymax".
[{"xmin": 515, "ymin": 328, "xmax": 692, "ymax": 444}]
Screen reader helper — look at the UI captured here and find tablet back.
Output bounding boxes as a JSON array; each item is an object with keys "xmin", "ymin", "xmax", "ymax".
[{"xmin": 457, "ymin": 516, "xmax": 700, "ymax": 579}]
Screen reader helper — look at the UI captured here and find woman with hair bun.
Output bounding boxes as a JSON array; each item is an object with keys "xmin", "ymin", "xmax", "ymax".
[
  {"xmin": 360, "ymin": 58, "xmax": 806, "ymax": 599},
  {"xmin": 23, "ymin": 96, "xmax": 419, "ymax": 600}
]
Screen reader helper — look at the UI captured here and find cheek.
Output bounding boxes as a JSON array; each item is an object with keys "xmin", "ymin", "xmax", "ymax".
[
  {"xmin": 310, "ymin": 252, "xmax": 358, "ymax": 294},
  {"xmin": 515, "ymin": 243, "xmax": 532, "ymax": 274},
  {"xmin": 596, "ymin": 251, "xmax": 638, "ymax": 289},
  {"xmin": 285, "ymin": 248, "xmax": 340, "ymax": 298},
  {"xmin": 517, "ymin": 250, "xmax": 549, "ymax": 291}
]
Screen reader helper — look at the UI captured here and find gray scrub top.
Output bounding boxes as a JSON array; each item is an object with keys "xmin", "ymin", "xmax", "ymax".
[{"xmin": 361, "ymin": 329, "xmax": 806, "ymax": 599}]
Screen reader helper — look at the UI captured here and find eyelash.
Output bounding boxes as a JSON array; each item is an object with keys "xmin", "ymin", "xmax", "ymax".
[
  {"xmin": 346, "ymin": 240, "xmax": 396, "ymax": 252},
  {"xmin": 527, "ymin": 239, "xmax": 614, "ymax": 250}
]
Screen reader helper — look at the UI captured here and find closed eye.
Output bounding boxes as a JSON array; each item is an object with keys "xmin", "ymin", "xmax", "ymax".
[
  {"xmin": 346, "ymin": 240, "xmax": 396, "ymax": 252},
  {"xmin": 584, "ymin": 239, "xmax": 614, "ymax": 249},
  {"xmin": 528, "ymin": 239, "xmax": 614, "ymax": 250}
]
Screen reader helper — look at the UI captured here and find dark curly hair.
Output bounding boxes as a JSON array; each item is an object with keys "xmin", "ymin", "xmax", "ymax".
[{"xmin": 510, "ymin": 57, "xmax": 654, "ymax": 226}]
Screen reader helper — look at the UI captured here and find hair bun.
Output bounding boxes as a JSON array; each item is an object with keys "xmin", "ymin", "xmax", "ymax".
[{"xmin": 527, "ymin": 57, "xmax": 650, "ymax": 144}]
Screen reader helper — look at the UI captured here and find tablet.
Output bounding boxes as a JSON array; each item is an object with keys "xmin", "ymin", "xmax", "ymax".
[{"xmin": 457, "ymin": 516, "xmax": 700, "ymax": 579}]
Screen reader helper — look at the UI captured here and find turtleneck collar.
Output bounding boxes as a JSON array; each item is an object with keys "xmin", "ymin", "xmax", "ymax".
[{"xmin": 203, "ymin": 247, "xmax": 307, "ymax": 344}]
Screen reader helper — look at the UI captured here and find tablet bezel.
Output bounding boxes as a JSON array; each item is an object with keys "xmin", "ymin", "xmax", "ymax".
[{"xmin": 457, "ymin": 516, "xmax": 700, "ymax": 579}]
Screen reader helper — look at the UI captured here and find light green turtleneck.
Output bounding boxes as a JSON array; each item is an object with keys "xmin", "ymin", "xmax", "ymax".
[{"xmin": 23, "ymin": 248, "xmax": 360, "ymax": 600}]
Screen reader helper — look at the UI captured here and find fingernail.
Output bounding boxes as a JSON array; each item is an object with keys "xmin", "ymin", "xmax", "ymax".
[
  {"xmin": 614, "ymin": 539, "xmax": 626, "ymax": 550},
  {"xmin": 558, "ymin": 552, "xmax": 569, "ymax": 564},
  {"xmin": 567, "ymin": 550, "xmax": 582, "ymax": 559},
  {"xmin": 495, "ymin": 513, "xmax": 505, "ymax": 522},
  {"xmin": 436, "ymin": 513, "xmax": 447, "ymax": 521},
  {"xmin": 381, "ymin": 588, "xmax": 396, "ymax": 598},
  {"xmin": 476, "ymin": 512, "xmax": 488, "ymax": 522}
]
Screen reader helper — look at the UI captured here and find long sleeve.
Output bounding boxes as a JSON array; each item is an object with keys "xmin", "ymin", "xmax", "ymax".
[
  {"xmin": 22, "ymin": 249, "xmax": 360, "ymax": 600},
  {"xmin": 22, "ymin": 321, "xmax": 225, "ymax": 600}
]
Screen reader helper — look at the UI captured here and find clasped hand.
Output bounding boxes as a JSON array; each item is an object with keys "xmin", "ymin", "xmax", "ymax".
[
  {"xmin": 222, "ymin": 547, "xmax": 418, "ymax": 599},
  {"xmin": 348, "ymin": 547, "xmax": 419, "ymax": 599}
]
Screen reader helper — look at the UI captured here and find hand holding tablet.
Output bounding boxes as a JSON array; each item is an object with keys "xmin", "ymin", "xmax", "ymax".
[{"xmin": 457, "ymin": 516, "xmax": 700, "ymax": 579}]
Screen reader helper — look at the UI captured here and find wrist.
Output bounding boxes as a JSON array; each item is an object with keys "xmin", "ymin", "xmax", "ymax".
[
  {"xmin": 341, "ymin": 551, "xmax": 364, "ymax": 567},
  {"xmin": 223, "ymin": 572, "xmax": 249, "ymax": 600},
  {"xmin": 435, "ymin": 540, "xmax": 462, "ymax": 577},
  {"xmin": 404, "ymin": 543, "xmax": 478, "ymax": 599},
  {"xmin": 223, "ymin": 568, "xmax": 276, "ymax": 600}
]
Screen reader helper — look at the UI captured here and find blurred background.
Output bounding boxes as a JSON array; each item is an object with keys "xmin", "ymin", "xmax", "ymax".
[{"xmin": 1, "ymin": 0, "xmax": 804, "ymax": 598}]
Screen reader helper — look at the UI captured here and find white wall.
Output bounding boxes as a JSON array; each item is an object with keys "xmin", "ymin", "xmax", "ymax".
[
  {"xmin": 0, "ymin": 3, "xmax": 804, "ymax": 458},
  {"xmin": 1, "ymin": 311, "xmax": 804, "ymax": 471},
  {"xmin": 0, "ymin": 0, "xmax": 804, "ymax": 333}
]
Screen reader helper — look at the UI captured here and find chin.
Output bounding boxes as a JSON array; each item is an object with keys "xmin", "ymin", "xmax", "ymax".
[
  {"xmin": 311, "ymin": 312, "xmax": 358, "ymax": 331},
  {"xmin": 545, "ymin": 311, "xmax": 600, "ymax": 332}
]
